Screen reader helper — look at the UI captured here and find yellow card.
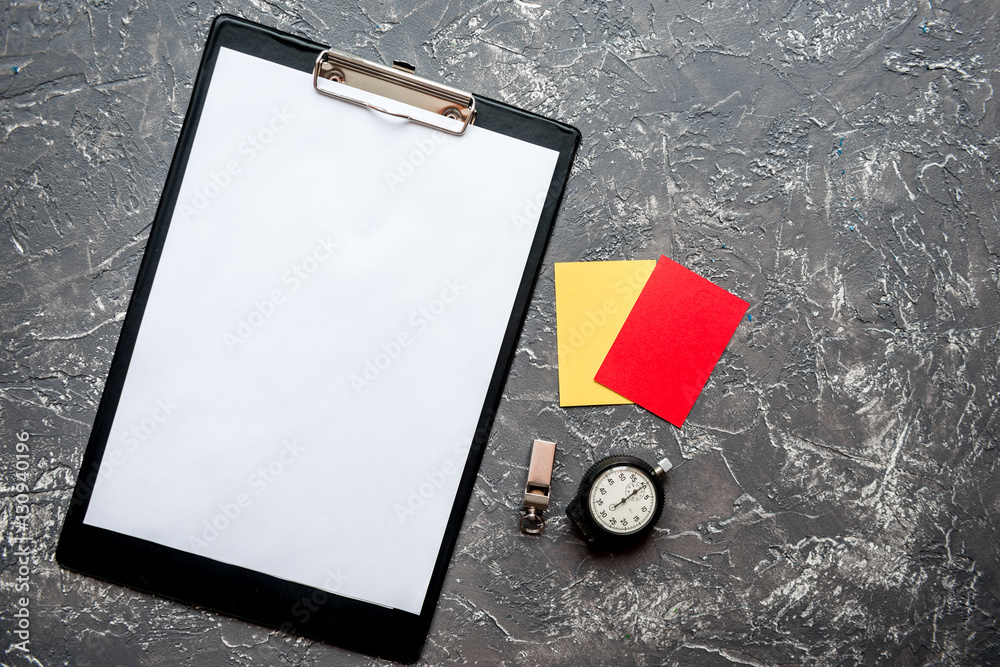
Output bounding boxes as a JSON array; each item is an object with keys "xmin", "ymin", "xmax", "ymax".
[{"xmin": 554, "ymin": 260, "xmax": 656, "ymax": 406}]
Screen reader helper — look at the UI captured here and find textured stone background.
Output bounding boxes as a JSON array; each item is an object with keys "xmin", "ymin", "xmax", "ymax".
[{"xmin": 2, "ymin": 0, "xmax": 999, "ymax": 665}]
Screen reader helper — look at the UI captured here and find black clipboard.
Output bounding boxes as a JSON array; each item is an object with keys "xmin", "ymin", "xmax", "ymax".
[{"xmin": 57, "ymin": 14, "xmax": 578, "ymax": 663}]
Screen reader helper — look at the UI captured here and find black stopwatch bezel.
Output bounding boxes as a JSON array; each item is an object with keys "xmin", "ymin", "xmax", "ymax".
[{"xmin": 566, "ymin": 455, "xmax": 666, "ymax": 550}]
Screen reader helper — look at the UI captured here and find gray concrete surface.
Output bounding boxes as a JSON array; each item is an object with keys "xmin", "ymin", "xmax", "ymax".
[{"xmin": 2, "ymin": 0, "xmax": 999, "ymax": 665}]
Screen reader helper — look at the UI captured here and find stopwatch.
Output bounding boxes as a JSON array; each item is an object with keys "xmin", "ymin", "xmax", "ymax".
[{"xmin": 566, "ymin": 455, "xmax": 672, "ymax": 550}]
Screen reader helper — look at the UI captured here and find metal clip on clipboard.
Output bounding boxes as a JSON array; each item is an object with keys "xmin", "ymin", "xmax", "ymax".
[{"xmin": 313, "ymin": 49, "xmax": 476, "ymax": 135}]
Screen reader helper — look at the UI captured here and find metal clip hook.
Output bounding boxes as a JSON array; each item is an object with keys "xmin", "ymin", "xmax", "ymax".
[{"xmin": 312, "ymin": 49, "xmax": 476, "ymax": 135}]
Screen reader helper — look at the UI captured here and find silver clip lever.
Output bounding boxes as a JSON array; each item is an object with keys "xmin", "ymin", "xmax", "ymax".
[{"xmin": 520, "ymin": 439, "xmax": 556, "ymax": 535}]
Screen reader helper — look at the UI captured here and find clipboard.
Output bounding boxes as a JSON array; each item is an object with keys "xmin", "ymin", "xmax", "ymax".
[{"xmin": 56, "ymin": 14, "xmax": 579, "ymax": 663}]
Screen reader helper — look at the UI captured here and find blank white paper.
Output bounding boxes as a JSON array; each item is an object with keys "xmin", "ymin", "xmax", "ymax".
[{"xmin": 83, "ymin": 47, "xmax": 560, "ymax": 615}]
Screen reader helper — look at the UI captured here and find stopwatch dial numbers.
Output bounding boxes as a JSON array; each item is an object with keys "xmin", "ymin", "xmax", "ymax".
[{"xmin": 587, "ymin": 466, "xmax": 656, "ymax": 535}]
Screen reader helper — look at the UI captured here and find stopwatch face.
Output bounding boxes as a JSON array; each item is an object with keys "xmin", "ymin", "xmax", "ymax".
[{"xmin": 586, "ymin": 465, "xmax": 658, "ymax": 535}]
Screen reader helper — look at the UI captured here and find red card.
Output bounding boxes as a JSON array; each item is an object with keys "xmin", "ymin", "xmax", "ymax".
[{"xmin": 594, "ymin": 256, "xmax": 748, "ymax": 427}]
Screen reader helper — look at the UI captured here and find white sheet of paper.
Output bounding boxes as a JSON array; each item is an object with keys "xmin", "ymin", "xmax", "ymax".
[{"xmin": 83, "ymin": 47, "xmax": 559, "ymax": 615}]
